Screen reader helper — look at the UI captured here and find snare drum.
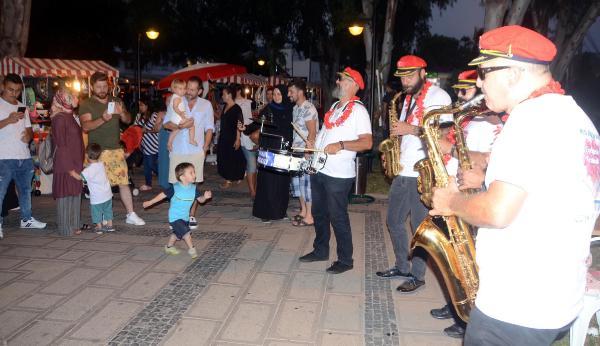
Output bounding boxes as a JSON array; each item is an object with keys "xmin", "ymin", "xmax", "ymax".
[{"xmin": 257, "ymin": 149, "xmax": 304, "ymax": 173}]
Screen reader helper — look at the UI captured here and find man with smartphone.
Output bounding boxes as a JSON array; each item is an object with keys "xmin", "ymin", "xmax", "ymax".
[
  {"xmin": 0, "ymin": 73, "xmax": 48, "ymax": 238},
  {"xmin": 80, "ymin": 72, "xmax": 145, "ymax": 226}
]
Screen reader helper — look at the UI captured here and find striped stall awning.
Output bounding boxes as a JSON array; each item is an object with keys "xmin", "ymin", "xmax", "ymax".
[
  {"xmin": 215, "ymin": 73, "xmax": 268, "ymax": 86},
  {"xmin": 1, "ymin": 57, "xmax": 119, "ymax": 78},
  {"xmin": 268, "ymin": 75, "xmax": 289, "ymax": 86}
]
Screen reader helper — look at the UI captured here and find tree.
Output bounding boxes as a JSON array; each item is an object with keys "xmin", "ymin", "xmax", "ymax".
[{"xmin": 0, "ymin": 0, "xmax": 31, "ymax": 58}]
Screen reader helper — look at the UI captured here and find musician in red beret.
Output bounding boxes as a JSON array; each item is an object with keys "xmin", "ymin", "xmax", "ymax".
[
  {"xmin": 430, "ymin": 25, "xmax": 600, "ymax": 345},
  {"xmin": 376, "ymin": 55, "xmax": 452, "ymax": 293}
]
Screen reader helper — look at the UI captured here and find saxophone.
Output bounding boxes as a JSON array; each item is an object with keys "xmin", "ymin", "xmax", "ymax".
[
  {"xmin": 379, "ymin": 91, "xmax": 403, "ymax": 178},
  {"xmin": 410, "ymin": 94, "xmax": 484, "ymax": 322}
]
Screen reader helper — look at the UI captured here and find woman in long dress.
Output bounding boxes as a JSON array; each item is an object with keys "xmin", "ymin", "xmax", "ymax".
[
  {"xmin": 217, "ymin": 86, "xmax": 246, "ymax": 187},
  {"xmin": 252, "ymin": 85, "xmax": 293, "ymax": 222},
  {"xmin": 51, "ymin": 88, "xmax": 84, "ymax": 236}
]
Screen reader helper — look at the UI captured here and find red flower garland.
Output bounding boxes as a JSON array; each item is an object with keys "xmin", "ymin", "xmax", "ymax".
[
  {"xmin": 404, "ymin": 81, "xmax": 433, "ymax": 126},
  {"xmin": 324, "ymin": 96, "xmax": 361, "ymax": 129}
]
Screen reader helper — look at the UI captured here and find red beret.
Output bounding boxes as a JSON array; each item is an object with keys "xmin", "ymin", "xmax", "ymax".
[
  {"xmin": 469, "ymin": 25, "xmax": 557, "ymax": 66},
  {"xmin": 452, "ymin": 70, "xmax": 478, "ymax": 89},
  {"xmin": 337, "ymin": 67, "xmax": 365, "ymax": 90},
  {"xmin": 394, "ymin": 55, "xmax": 427, "ymax": 77}
]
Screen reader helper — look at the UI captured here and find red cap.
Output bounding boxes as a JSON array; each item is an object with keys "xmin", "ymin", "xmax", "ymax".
[
  {"xmin": 337, "ymin": 67, "xmax": 365, "ymax": 90},
  {"xmin": 394, "ymin": 55, "xmax": 427, "ymax": 77},
  {"xmin": 452, "ymin": 70, "xmax": 478, "ymax": 89},
  {"xmin": 469, "ymin": 25, "xmax": 557, "ymax": 66}
]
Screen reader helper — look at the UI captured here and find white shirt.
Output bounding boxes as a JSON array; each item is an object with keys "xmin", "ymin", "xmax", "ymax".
[
  {"xmin": 236, "ymin": 98, "xmax": 254, "ymax": 150},
  {"xmin": 166, "ymin": 97, "xmax": 215, "ymax": 156},
  {"xmin": 166, "ymin": 94, "xmax": 187, "ymax": 125},
  {"xmin": 399, "ymin": 85, "xmax": 451, "ymax": 177},
  {"xmin": 315, "ymin": 100, "xmax": 372, "ymax": 178},
  {"xmin": 476, "ymin": 94, "xmax": 600, "ymax": 328},
  {"xmin": 81, "ymin": 162, "xmax": 112, "ymax": 205},
  {"xmin": 0, "ymin": 97, "xmax": 31, "ymax": 160}
]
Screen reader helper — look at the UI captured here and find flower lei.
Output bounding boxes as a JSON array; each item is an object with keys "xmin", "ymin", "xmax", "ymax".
[
  {"xmin": 404, "ymin": 81, "xmax": 433, "ymax": 126},
  {"xmin": 324, "ymin": 96, "xmax": 360, "ymax": 129}
]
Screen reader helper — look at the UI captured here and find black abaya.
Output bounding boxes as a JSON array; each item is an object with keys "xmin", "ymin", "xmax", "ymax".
[{"xmin": 217, "ymin": 104, "xmax": 246, "ymax": 181}]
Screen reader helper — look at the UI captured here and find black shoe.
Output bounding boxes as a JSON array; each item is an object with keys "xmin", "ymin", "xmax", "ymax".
[
  {"xmin": 375, "ymin": 268, "xmax": 413, "ymax": 278},
  {"xmin": 261, "ymin": 218, "xmax": 271, "ymax": 224},
  {"xmin": 298, "ymin": 252, "xmax": 328, "ymax": 262},
  {"xmin": 443, "ymin": 323, "xmax": 465, "ymax": 338},
  {"xmin": 396, "ymin": 277, "xmax": 425, "ymax": 293},
  {"xmin": 430, "ymin": 304, "xmax": 453, "ymax": 320},
  {"xmin": 326, "ymin": 261, "xmax": 353, "ymax": 274}
]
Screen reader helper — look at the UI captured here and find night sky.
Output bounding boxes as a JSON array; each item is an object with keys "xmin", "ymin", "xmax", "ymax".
[{"xmin": 429, "ymin": 0, "xmax": 600, "ymax": 52}]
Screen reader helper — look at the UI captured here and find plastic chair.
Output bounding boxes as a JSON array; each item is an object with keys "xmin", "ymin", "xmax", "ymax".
[{"xmin": 570, "ymin": 237, "xmax": 600, "ymax": 346}]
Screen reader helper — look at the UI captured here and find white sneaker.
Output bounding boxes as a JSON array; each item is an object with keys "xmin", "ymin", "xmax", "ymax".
[
  {"xmin": 188, "ymin": 247, "xmax": 198, "ymax": 259},
  {"xmin": 126, "ymin": 212, "xmax": 145, "ymax": 226},
  {"xmin": 189, "ymin": 216, "xmax": 198, "ymax": 230},
  {"xmin": 20, "ymin": 217, "xmax": 47, "ymax": 229}
]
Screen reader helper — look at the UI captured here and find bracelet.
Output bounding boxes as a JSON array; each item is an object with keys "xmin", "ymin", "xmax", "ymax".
[{"xmin": 339, "ymin": 141, "xmax": 344, "ymax": 150}]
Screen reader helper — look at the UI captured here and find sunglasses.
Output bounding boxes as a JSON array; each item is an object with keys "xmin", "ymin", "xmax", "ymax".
[{"xmin": 477, "ymin": 66, "xmax": 512, "ymax": 80}]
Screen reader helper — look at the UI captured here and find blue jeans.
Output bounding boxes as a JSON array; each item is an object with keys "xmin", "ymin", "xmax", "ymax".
[
  {"xmin": 142, "ymin": 153, "xmax": 158, "ymax": 186},
  {"xmin": 386, "ymin": 175, "xmax": 429, "ymax": 280},
  {"xmin": 241, "ymin": 147, "xmax": 257, "ymax": 174},
  {"xmin": 0, "ymin": 159, "xmax": 34, "ymax": 224},
  {"xmin": 310, "ymin": 172, "xmax": 355, "ymax": 265}
]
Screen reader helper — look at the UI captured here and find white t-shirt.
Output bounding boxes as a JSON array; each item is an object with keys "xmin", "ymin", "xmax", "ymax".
[
  {"xmin": 0, "ymin": 98, "xmax": 31, "ymax": 160},
  {"xmin": 236, "ymin": 98, "xmax": 254, "ymax": 150},
  {"xmin": 399, "ymin": 85, "xmax": 451, "ymax": 177},
  {"xmin": 81, "ymin": 162, "xmax": 113, "ymax": 205},
  {"xmin": 446, "ymin": 116, "xmax": 502, "ymax": 176},
  {"xmin": 476, "ymin": 94, "xmax": 600, "ymax": 329},
  {"xmin": 315, "ymin": 100, "xmax": 372, "ymax": 178},
  {"xmin": 167, "ymin": 94, "xmax": 187, "ymax": 125}
]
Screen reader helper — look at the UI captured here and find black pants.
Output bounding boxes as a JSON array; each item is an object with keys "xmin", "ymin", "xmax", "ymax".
[
  {"xmin": 310, "ymin": 172, "xmax": 355, "ymax": 265},
  {"xmin": 464, "ymin": 306, "xmax": 571, "ymax": 346}
]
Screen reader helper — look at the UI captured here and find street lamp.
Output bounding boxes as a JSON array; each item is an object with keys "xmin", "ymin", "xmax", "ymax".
[
  {"xmin": 137, "ymin": 28, "xmax": 160, "ymax": 103},
  {"xmin": 257, "ymin": 59, "xmax": 266, "ymax": 66},
  {"xmin": 348, "ymin": 25, "xmax": 364, "ymax": 36}
]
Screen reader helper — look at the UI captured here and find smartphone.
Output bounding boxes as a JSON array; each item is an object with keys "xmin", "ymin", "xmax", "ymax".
[
  {"xmin": 107, "ymin": 102, "xmax": 115, "ymax": 114},
  {"xmin": 17, "ymin": 106, "xmax": 26, "ymax": 113}
]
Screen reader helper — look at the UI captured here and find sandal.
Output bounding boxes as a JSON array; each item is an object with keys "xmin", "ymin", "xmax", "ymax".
[
  {"xmin": 293, "ymin": 215, "xmax": 304, "ymax": 222},
  {"xmin": 220, "ymin": 181, "xmax": 232, "ymax": 189},
  {"xmin": 292, "ymin": 219, "xmax": 314, "ymax": 227},
  {"xmin": 74, "ymin": 229, "xmax": 82, "ymax": 235},
  {"xmin": 81, "ymin": 224, "xmax": 91, "ymax": 231}
]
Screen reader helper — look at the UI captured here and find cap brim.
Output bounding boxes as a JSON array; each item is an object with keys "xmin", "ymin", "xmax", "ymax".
[
  {"xmin": 452, "ymin": 83, "xmax": 476, "ymax": 89},
  {"xmin": 393, "ymin": 68, "xmax": 419, "ymax": 77}
]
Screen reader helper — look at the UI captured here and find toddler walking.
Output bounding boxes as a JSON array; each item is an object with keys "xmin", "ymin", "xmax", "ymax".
[
  {"xmin": 167, "ymin": 79, "xmax": 197, "ymax": 151},
  {"xmin": 70, "ymin": 143, "xmax": 114, "ymax": 233},
  {"xmin": 143, "ymin": 162, "xmax": 211, "ymax": 258}
]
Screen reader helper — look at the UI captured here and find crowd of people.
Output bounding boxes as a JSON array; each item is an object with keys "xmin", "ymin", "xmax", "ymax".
[{"xmin": 0, "ymin": 23, "xmax": 599, "ymax": 345}]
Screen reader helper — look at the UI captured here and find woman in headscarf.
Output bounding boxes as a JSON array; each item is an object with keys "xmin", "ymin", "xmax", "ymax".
[
  {"xmin": 51, "ymin": 88, "xmax": 84, "ymax": 235},
  {"xmin": 252, "ymin": 84, "xmax": 293, "ymax": 222}
]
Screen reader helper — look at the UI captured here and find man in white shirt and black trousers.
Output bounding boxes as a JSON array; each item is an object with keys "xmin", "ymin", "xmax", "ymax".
[
  {"xmin": 298, "ymin": 67, "xmax": 372, "ymax": 274},
  {"xmin": 376, "ymin": 55, "xmax": 452, "ymax": 293},
  {"xmin": 431, "ymin": 25, "xmax": 600, "ymax": 345}
]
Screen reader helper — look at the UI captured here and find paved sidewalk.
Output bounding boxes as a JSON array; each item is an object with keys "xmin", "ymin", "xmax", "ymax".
[{"xmin": 0, "ymin": 165, "xmax": 461, "ymax": 345}]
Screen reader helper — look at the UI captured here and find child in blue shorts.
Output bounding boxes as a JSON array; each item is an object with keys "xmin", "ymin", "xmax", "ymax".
[{"xmin": 143, "ymin": 162, "xmax": 211, "ymax": 258}]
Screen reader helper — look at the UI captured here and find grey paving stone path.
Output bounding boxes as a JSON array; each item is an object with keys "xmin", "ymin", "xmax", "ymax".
[{"xmin": 0, "ymin": 165, "xmax": 461, "ymax": 345}]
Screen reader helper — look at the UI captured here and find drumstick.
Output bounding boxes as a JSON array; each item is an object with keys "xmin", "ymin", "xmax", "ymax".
[
  {"xmin": 291, "ymin": 147, "xmax": 324, "ymax": 152},
  {"xmin": 291, "ymin": 122, "xmax": 308, "ymax": 143}
]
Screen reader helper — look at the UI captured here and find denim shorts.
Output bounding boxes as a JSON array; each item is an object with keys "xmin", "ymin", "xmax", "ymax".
[
  {"xmin": 242, "ymin": 147, "xmax": 257, "ymax": 174},
  {"xmin": 292, "ymin": 174, "xmax": 312, "ymax": 202},
  {"xmin": 91, "ymin": 199, "xmax": 113, "ymax": 224}
]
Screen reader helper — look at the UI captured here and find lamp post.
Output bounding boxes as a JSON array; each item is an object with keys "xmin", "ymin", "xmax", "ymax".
[
  {"xmin": 347, "ymin": 13, "xmax": 376, "ymax": 123},
  {"xmin": 137, "ymin": 28, "xmax": 160, "ymax": 103},
  {"xmin": 257, "ymin": 59, "xmax": 266, "ymax": 66}
]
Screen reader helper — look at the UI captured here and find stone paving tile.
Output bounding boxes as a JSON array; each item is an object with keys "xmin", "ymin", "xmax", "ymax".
[
  {"xmin": 186, "ymin": 284, "xmax": 241, "ymax": 320},
  {"xmin": 163, "ymin": 318, "xmax": 220, "ymax": 346},
  {"xmin": 81, "ymin": 253, "xmax": 127, "ymax": 268},
  {"xmin": 245, "ymin": 272, "xmax": 288, "ymax": 303},
  {"xmin": 269, "ymin": 300, "xmax": 320, "ymax": 341},
  {"xmin": 46, "ymin": 287, "xmax": 114, "ymax": 321},
  {"xmin": 41, "ymin": 268, "xmax": 102, "ymax": 295},
  {"xmin": 18, "ymin": 260, "xmax": 75, "ymax": 281},
  {"xmin": 243, "ymin": 227, "xmax": 280, "ymax": 241},
  {"xmin": 218, "ymin": 302, "xmax": 274, "ymax": 343},
  {"xmin": 0, "ymin": 257, "xmax": 26, "ymax": 269},
  {"xmin": 0, "ymin": 271, "xmax": 23, "ymax": 286},
  {"xmin": 119, "ymin": 271, "xmax": 176, "ymax": 301},
  {"xmin": 216, "ymin": 258, "xmax": 256, "ymax": 285},
  {"xmin": 261, "ymin": 250, "xmax": 296, "ymax": 273},
  {"xmin": 129, "ymin": 245, "xmax": 165, "ymax": 262},
  {"xmin": 57, "ymin": 250, "xmax": 89, "ymax": 261},
  {"xmin": 401, "ymin": 332, "xmax": 463, "ymax": 345},
  {"xmin": 99, "ymin": 233, "xmax": 157, "ymax": 244},
  {"xmin": 152, "ymin": 252, "xmax": 194, "ymax": 273},
  {"xmin": 0, "ymin": 309, "xmax": 38, "ymax": 339},
  {"xmin": 319, "ymin": 332, "xmax": 364, "ymax": 346},
  {"xmin": 2, "ymin": 246, "xmax": 66, "ymax": 259},
  {"xmin": 58, "ymin": 338, "xmax": 105, "ymax": 346},
  {"xmin": 69, "ymin": 300, "xmax": 141, "ymax": 341},
  {"xmin": 72, "ymin": 241, "xmax": 132, "ymax": 253},
  {"xmin": 236, "ymin": 240, "xmax": 271, "ymax": 260},
  {"xmin": 9, "ymin": 320, "xmax": 73, "ymax": 345},
  {"xmin": 327, "ymin": 270, "xmax": 363, "ymax": 295},
  {"xmin": 265, "ymin": 341, "xmax": 313, "ymax": 346},
  {"xmin": 323, "ymin": 294, "xmax": 363, "ymax": 332},
  {"xmin": 45, "ymin": 239, "xmax": 80, "ymax": 249},
  {"xmin": 395, "ymin": 300, "xmax": 455, "ymax": 333},
  {"xmin": 0, "ymin": 235, "xmax": 55, "ymax": 246},
  {"xmin": 273, "ymin": 231, "xmax": 306, "ymax": 252},
  {"xmin": 287, "ymin": 271, "xmax": 326, "ymax": 302},
  {"xmin": 93, "ymin": 261, "xmax": 150, "ymax": 287},
  {"xmin": 0, "ymin": 281, "xmax": 39, "ymax": 308},
  {"xmin": 16, "ymin": 293, "xmax": 65, "ymax": 310}
]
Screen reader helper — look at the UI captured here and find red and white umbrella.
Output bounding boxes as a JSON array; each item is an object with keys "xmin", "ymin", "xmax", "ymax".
[{"xmin": 157, "ymin": 63, "xmax": 246, "ymax": 89}]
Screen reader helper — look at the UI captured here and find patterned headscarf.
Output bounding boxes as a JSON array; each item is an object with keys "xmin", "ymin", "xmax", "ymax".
[{"xmin": 51, "ymin": 88, "xmax": 75, "ymax": 116}]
